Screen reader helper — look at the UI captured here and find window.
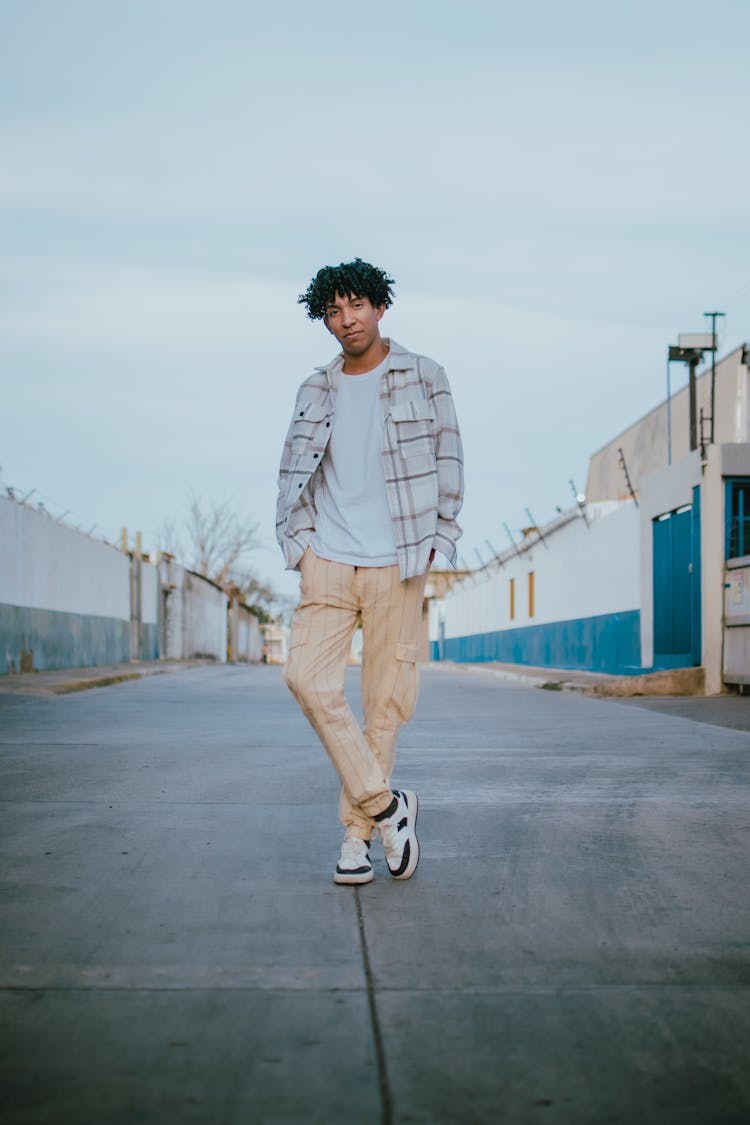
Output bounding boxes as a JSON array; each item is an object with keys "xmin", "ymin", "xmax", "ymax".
[
  {"xmin": 509, "ymin": 577, "xmax": 515, "ymax": 621},
  {"xmin": 528, "ymin": 571, "xmax": 535, "ymax": 618},
  {"xmin": 726, "ymin": 479, "xmax": 750, "ymax": 559}
]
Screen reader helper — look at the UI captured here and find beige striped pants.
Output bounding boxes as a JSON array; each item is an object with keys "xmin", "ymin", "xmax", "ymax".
[{"xmin": 284, "ymin": 549, "xmax": 428, "ymax": 840}]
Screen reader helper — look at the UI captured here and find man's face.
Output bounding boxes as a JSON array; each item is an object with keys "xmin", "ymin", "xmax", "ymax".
[{"xmin": 323, "ymin": 292, "xmax": 384, "ymax": 358}]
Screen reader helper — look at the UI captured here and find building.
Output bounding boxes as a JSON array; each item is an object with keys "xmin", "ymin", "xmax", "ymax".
[
  {"xmin": 0, "ymin": 504, "xmax": 262, "ymax": 673},
  {"xmin": 430, "ymin": 342, "xmax": 750, "ymax": 694}
]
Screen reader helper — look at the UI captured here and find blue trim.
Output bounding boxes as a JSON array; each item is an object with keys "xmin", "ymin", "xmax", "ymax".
[
  {"xmin": 0, "ymin": 603, "xmax": 131, "ymax": 674},
  {"xmin": 431, "ymin": 610, "xmax": 641, "ymax": 675},
  {"xmin": 140, "ymin": 623, "xmax": 159, "ymax": 661}
]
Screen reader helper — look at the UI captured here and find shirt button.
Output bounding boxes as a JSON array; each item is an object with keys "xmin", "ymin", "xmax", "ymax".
[
  {"xmin": 299, "ymin": 410, "xmax": 304, "ymax": 417},
  {"xmin": 313, "ymin": 453, "xmax": 319, "ymax": 459},
  {"xmin": 326, "ymin": 422, "xmax": 330, "ymax": 428}
]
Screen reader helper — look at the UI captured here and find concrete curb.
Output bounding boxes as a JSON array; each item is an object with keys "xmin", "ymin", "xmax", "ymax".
[
  {"xmin": 422, "ymin": 661, "xmax": 587, "ymax": 692},
  {"xmin": 423, "ymin": 660, "xmax": 709, "ymax": 697},
  {"xmin": 0, "ymin": 660, "xmax": 211, "ymax": 697},
  {"xmin": 583, "ymin": 665, "xmax": 706, "ymax": 698}
]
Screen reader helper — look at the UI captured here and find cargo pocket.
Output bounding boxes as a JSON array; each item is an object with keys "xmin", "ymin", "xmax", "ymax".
[{"xmin": 394, "ymin": 641, "xmax": 420, "ymax": 723}]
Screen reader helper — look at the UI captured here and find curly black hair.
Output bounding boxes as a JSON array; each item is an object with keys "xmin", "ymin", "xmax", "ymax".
[{"xmin": 298, "ymin": 258, "xmax": 395, "ymax": 320}]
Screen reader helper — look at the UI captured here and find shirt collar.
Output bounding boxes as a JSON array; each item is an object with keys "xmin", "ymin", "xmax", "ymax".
[{"xmin": 314, "ymin": 338, "xmax": 414, "ymax": 386}]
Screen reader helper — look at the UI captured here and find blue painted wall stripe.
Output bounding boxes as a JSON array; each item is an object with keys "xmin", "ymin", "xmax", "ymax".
[
  {"xmin": 141, "ymin": 622, "xmax": 159, "ymax": 662},
  {"xmin": 432, "ymin": 609, "xmax": 641, "ymax": 675},
  {"xmin": 0, "ymin": 603, "xmax": 131, "ymax": 674}
]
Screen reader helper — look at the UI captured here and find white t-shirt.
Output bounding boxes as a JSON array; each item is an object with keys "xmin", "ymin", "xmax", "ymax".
[{"xmin": 311, "ymin": 355, "xmax": 398, "ymax": 566}]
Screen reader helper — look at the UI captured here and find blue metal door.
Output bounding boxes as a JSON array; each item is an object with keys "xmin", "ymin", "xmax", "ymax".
[{"xmin": 652, "ymin": 493, "xmax": 701, "ymax": 668}]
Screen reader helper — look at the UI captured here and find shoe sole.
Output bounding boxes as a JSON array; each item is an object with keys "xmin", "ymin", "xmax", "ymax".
[
  {"xmin": 334, "ymin": 868, "xmax": 374, "ymax": 885},
  {"xmin": 389, "ymin": 789, "xmax": 420, "ymax": 880}
]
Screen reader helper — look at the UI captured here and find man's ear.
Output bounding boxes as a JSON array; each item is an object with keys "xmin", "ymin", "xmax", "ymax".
[
  {"xmin": 375, "ymin": 305, "xmax": 385, "ymax": 323},
  {"xmin": 323, "ymin": 315, "xmax": 332, "ymax": 333}
]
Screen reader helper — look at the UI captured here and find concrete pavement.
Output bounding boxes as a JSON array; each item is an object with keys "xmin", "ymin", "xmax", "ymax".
[{"xmin": 1, "ymin": 662, "xmax": 750, "ymax": 1123}]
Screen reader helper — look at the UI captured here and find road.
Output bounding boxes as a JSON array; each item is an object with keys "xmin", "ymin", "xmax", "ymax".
[{"xmin": 1, "ymin": 663, "xmax": 749, "ymax": 1124}]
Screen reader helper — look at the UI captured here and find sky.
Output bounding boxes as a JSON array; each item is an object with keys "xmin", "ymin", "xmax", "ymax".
[{"xmin": 2, "ymin": 0, "xmax": 749, "ymax": 603}]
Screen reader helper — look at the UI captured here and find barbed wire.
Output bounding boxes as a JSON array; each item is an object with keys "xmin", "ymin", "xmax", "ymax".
[{"xmin": 0, "ymin": 468, "xmax": 117, "ymax": 546}]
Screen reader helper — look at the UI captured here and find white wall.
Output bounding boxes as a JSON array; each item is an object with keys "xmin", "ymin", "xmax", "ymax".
[
  {"xmin": 0, "ymin": 496, "xmax": 129, "ymax": 618},
  {"xmin": 1, "ymin": 496, "xmax": 232, "ymax": 673},
  {"xmin": 231, "ymin": 603, "xmax": 263, "ymax": 663},
  {"xmin": 158, "ymin": 557, "xmax": 228, "ymax": 662},
  {"xmin": 142, "ymin": 561, "xmax": 158, "ymax": 627},
  {"xmin": 702, "ymin": 446, "xmax": 726, "ymax": 694},
  {"xmin": 709, "ymin": 445, "xmax": 750, "ymax": 692},
  {"xmin": 436, "ymin": 502, "xmax": 640, "ymax": 642},
  {"xmin": 184, "ymin": 571, "xmax": 227, "ymax": 661}
]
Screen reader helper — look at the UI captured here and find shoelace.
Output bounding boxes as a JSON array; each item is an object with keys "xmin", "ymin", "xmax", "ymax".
[
  {"xmin": 341, "ymin": 838, "xmax": 368, "ymax": 864},
  {"xmin": 378, "ymin": 822, "xmax": 400, "ymax": 855}
]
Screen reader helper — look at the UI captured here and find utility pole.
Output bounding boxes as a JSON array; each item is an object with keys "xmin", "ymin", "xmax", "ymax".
[
  {"xmin": 668, "ymin": 334, "xmax": 716, "ymax": 454},
  {"xmin": 703, "ymin": 311, "xmax": 725, "ymax": 444}
]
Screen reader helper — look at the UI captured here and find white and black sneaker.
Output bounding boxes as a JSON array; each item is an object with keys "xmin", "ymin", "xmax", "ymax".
[
  {"xmin": 378, "ymin": 789, "xmax": 420, "ymax": 880},
  {"xmin": 334, "ymin": 834, "xmax": 373, "ymax": 885}
]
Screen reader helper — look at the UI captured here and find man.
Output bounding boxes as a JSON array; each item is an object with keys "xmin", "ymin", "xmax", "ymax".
[{"xmin": 276, "ymin": 258, "xmax": 463, "ymax": 885}]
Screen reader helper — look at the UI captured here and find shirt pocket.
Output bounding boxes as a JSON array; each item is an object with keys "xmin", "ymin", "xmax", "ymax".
[
  {"xmin": 291, "ymin": 400, "xmax": 331, "ymax": 454},
  {"xmin": 389, "ymin": 399, "xmax": 436, "ymax": 459}
]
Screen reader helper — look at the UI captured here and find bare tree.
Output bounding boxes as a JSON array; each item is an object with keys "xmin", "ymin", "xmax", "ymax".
[
  {"xmin": 184, "ymin": 493, "xmax": 260, "ymax": 587},
  {"xmin": 161, "ymin": 493, "xmax": 291, "ymax": 621}
]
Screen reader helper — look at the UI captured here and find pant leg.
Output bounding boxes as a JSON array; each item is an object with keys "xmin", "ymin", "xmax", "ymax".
[
  {"xmin": 338, "ymin": 563, "xmax": 428, "ymax": 835},
  {"xmin": 284, "ymin": 550, "xmax": 394, "ymax": 821}
]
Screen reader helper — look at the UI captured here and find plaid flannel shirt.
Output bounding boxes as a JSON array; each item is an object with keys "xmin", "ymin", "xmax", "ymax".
[{"xmin": 275, "ymin": 338, "xmax": 464, "ymax": 581}]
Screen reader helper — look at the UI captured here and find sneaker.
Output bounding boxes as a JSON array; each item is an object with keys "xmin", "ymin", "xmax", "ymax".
[
  {"xmin": 379, "ymin": 789, "xmax": 419, "ymax": 880},
  {"xmin": 334, "ymin": 834, "xmax": 373, "ymax": 885}
]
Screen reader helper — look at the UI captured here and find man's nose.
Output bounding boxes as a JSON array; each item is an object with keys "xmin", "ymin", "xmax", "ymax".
[{"xmin": 341, "ymin": 306, "xmax": 356, "ymax": 325}]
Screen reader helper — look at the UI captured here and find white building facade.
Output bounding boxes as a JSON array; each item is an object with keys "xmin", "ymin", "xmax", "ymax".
[{"xmin": 431, "ymin": 343, "xmax": 750, "ymax": 692}]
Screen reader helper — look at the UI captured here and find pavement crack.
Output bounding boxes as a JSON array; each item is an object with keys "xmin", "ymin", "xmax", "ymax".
[{"xmin": 354, "ymin": 887, "xmax": 393, "ymax": 1125}]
